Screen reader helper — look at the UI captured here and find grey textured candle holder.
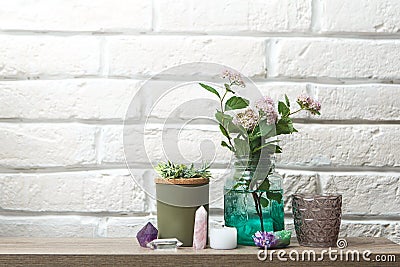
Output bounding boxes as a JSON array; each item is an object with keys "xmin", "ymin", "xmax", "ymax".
[{"xmin": 292, "ymin": 194, "xmax": 342, "ymax": 247}]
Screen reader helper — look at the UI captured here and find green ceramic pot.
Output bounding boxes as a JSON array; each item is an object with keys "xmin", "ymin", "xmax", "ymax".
[{"xmin": 155, "ymin": 178, "xmax": 209, "ymax": 246}]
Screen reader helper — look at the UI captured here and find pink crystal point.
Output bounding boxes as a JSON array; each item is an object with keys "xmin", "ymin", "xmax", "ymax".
[{"xmin": 192, "ymin": 206, "xmax": 207, "ymax": 249}]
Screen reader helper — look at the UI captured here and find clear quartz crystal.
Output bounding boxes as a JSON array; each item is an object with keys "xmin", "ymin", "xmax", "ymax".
[{"xmin": 147, "ymin": 238, "xmax": 183, "ymax": 250}]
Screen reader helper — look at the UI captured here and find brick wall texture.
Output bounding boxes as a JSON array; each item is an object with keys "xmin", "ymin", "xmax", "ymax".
[{"xmin": 0, "ymin": 0, "xmax": 399, "ymax": 244}]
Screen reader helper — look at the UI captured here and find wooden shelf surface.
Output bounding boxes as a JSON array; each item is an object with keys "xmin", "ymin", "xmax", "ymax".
[{"xmin": 0, "ymin": 237, "xmax": 398, "ymax": 266}]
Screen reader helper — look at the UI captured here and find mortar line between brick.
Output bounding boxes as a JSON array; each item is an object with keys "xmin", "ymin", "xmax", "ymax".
[
  {"xmin": 151, "ymin": 0, "xmax": 156, "ymax": 32},
  {"xmin": 98, "ymin": 36, "xmax": 109, "ymax": 77},
  {"xmin": 94, "ymin": 127, "xmax": 104, "ymax": 165},
  {"xmin": 0, "ymin": 211, "xmax": 152, "ymax": 217},
  {"xmin": 265, "ymin": 39, "xmax": 278, "ymax": 77},
  {"xmin": 2, "ymin": 75, "xmax": 400, "ymax": 85},
  {"xmin": 310, "ymin": 0, "xmax": 322, "ymax": 33},
  {"xmin": 0, "ymin": 165, "xmax": 400, "ymax": 175},
  {"xmin": 0, "ymin": 29, "xmax": 399, "ymax": 40},
  {"xmin": 0, "ymin": 118, "xmax": 400, "ymax": 125}
]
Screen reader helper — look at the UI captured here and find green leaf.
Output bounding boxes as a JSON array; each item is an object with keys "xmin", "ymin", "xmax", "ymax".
[
  {"xmin": 221, "ymin": 141, "xmax": 233, "ymax": 151},
  {"xmin": 215, "ymin": 110, "xmax": 246, "ymax": 135},
  {"xmin": 233, "ymin": 183, "xmax": 241, "ymax": 190},
  {"xmin": 259, "ymin": 120, "xmax": 276, "ymax": 138},
  {"xmin": 234, "ymin": 138, "xmax": 250, "ymax": 158},
  {"xmin": 228, "ymin": 123, "xmax": 246, "ymax": 134},
  {"xmin": 219, "ymin": 124, "xmax": 229, "ymax": 139},
  {"xmin": 285, "ymin": 94, "xmax": 290, "ymax": 107},
  {"xmin": 225, "ymin": 96, "xmax": 249, "ymax": 111},
  {"xmin": 267, "ymin": 191, "xmax": 283, "ymax": 204},
  {"xmin": 249, "ymin": 130, "xmax": 261, "ymax": 142},
  {"xmin": 199, "ymin": 83, "xmax": 220, "ymax": 99},
  {"xmin": 276, "ymin": 117, "xmax": 296, "ymax": 135},
  {"xmin": 258, "ymin": 179, "xmax": 270, "ymax": 191},
  {"xmin": 278, "ymin": 101, "xmax": 290, "ymax": 117},
  {"xmin": 253, "ymin": 140, "xmax": 280, "ymax": 153},
  {"xmin": 260, "ymin": 197, "xmax": 270, "ymax": 207},
  {"xmin": 275, "ymin": 145, "xmax": 282, "ymax": 153},
  {"xmin": 215, "ymin": 111, "xmax": 233, "ymax": 126},
  {"xmin": 250, "ymin": 140, "xmax": 262, "ymax": 155},
  {"xmin": 248, "ymin": 129, "xmax": 261, "ymax": 150}
]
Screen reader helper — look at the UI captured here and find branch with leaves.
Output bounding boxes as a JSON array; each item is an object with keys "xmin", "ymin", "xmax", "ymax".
[
  {"xmin": 199, "ymin": 70, "xmax": 321, "ymax": 234},
  {"xmin": 199, "ymin": 70, "xmax": 322, "ymax": 181},
  {"xmin": 199, "ymin": 81, "xmax": 248, "ymax": 153}
]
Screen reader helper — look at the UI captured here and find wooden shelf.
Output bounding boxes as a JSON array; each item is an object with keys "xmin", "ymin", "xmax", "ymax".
[{"xmin": 0, "ymin": 237, "xmax": 398, "ymax": 266}]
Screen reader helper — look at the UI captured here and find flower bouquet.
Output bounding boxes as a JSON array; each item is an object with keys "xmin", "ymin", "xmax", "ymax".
[{"xmin": 199, "ymin": 70, "xmax": 321, "ymax": 246}]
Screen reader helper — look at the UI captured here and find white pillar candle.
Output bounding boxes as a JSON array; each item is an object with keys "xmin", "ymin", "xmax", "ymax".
[{"xmin": 209, "ymin": 226, "xmax": 237, "ymax": 249}]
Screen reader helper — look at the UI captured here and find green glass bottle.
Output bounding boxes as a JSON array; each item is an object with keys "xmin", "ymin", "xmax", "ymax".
[{"xmin": 224, "ymin": 156, "xmax": 284, "ymax": 246}]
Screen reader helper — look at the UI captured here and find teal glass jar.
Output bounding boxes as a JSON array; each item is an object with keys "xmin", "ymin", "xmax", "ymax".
[{"xmin": 224, "ymin": 156, "xmax": 284, "ymax": 246}]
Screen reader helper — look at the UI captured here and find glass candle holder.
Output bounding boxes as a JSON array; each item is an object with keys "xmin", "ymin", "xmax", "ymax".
[{"xmin": 292, "ymin": 194, "xmax": 342, "ymax": 247}]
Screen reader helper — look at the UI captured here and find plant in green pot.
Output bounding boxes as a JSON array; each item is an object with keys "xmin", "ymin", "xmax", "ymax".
[
  {"xmin": 199, "ymin": 70, "xmax": 321, "ymax": 246},
  {"xmin": 154, "ymin": 161, "xmax": 211, "ymax": 247}
]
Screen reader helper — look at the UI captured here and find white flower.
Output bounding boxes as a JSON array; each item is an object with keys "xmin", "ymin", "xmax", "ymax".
[
  {"xmin": 221, "ymin": 70, "xmax": 245, "ymax": 87},
  {"xmin": 233, "ymin": 108, "xmax": 259, "ymax": 130}
]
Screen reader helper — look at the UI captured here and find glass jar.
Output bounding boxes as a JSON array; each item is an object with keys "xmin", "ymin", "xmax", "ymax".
[{"xmin": 224, "ymin": 156, "xmax": 284, "ymax": 245}]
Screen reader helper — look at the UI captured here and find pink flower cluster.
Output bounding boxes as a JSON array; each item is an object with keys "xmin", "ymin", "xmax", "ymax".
[
  {"xmin": 233, "ymin": 108, "xmax": 259, "ymax": 130},
  {"xmin": 255, "ymin": 96, "xmax": 278, "ymax": 125},
  {"xmin": 221, "ymin": 70, "xmax": 246, "ymax": 87},
  {"xmin": 296, "ymin": 95, "xmax": 321, "ymax": 115}
]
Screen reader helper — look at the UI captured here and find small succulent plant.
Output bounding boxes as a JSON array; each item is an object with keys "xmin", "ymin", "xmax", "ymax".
[{"xmin": 155, "ymin": 161, "xmax": 211, "ymax": 179}]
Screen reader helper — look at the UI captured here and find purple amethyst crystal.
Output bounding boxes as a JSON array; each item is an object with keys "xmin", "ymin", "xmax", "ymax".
[
  {"xmin": 252, "ymin": 231, "xmax": 278, "ymax": 249},
  {"xmin": 136, "ymin": 222, "xmax": 158, "ymax": 247}
]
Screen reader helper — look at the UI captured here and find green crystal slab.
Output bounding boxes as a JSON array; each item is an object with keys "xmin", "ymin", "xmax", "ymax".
[{"xmin": 272, "ymin": 230, "xmax": 292, "ymax": 248}]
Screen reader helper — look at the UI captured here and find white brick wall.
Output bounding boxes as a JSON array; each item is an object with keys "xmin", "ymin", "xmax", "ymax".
[
  {"xmin": 0, "ymin": 0, "xmax": 152, "ymax": 32},
  {"xmin": 0, "ymin": 1, "xmax": 399, "ymax": 244},
  {"xmin": 0, "ymin": 79, "xmax": 141, "ymax": 120},
  {"xmin": 107, "ymin": 36, "xmax": 267, "ymax": 77},
  {"xmin": 153, "ymin": 0, "xmax": 312, "ymax": 33},
  {"xmin": 0, "ymin": 36, "xmax": 101, "ymax": 78},
  {"xmin": 269, "ymin": 38, "xmax": 400, "ymax": 80},
  {"xmin": 0, "ymin": 124, "xmax": 98, "ymax": 168},
  {"xmin": 316, "ymin": 0, "xmax": 400, "ymax": 33}
]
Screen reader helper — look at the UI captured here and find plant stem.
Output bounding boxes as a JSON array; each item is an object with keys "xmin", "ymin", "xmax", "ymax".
[
  {"xmin": 252, "ymin": 191, "xmax": 265, "ymax": 232},
  {"xmin": 288, "ymin": 109, "xmax": 302, "ymax": 116},
  {"xmin": 220, "ymin": 84, "xmax": 234, "ymax": 150},
  {"xmin": 220, "ymin": 91, "xmax": 228, "ymax": 113}
]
